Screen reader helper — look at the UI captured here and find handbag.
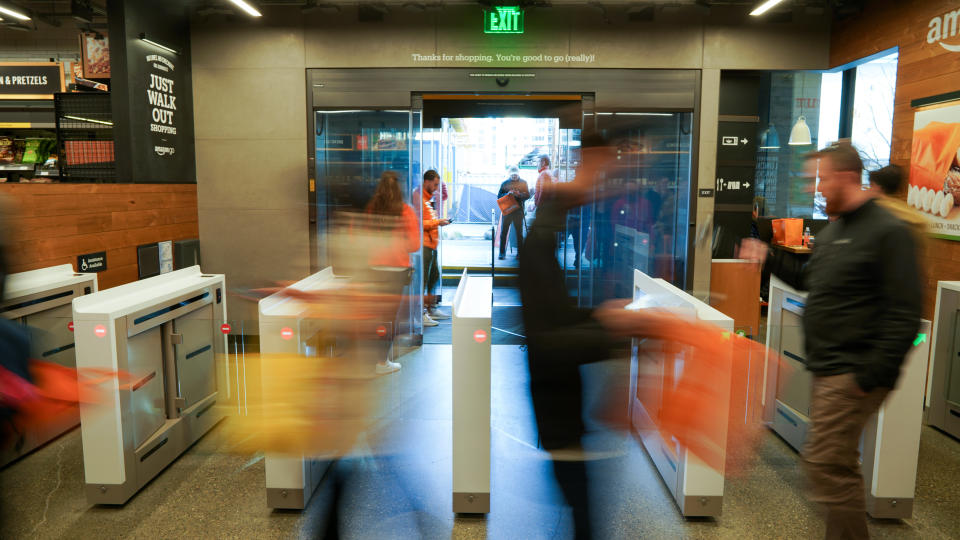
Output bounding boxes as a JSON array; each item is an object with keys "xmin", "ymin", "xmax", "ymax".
[{"xmin": 498, "ymin": 194, "xmax": 520, "ymax": 215}]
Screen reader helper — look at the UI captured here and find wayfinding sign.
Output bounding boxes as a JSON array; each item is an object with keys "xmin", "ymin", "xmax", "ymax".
[{"xmin": 484, "ymin": 6, "xmax": 523, "ymax": 34}]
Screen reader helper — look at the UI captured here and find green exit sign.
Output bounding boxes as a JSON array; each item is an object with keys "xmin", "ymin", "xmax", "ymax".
[{"xmin": 484, "ymin": 6, "xmax": 523, "ymax": 34}]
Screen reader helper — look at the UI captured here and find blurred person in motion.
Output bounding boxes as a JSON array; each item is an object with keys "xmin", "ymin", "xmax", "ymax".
[
  {"xmin": 498, "ymin": 165, "xmax": 530, "ymax": 260},
  {"xmin": 519, "ymin": 133, "xmax": 674, "ymax": 539},
  {"xmin": 0, "ymin": 194, "xmax": 31, "ymax": 448},
  {"xmin": 421, "ymin": 169, "xmax": 450, "ymax": 327},
  {"xmin": 365, "ymin": 171, "xmax": 420, "ymax": 374},
  {"xmin": 740, "ymin": 141, "xmax": 921, "ymax": 540}
]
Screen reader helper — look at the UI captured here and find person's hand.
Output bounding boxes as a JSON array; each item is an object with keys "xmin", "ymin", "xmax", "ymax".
[{"xmin": 738, "ymin": 238, "xmax": 769, "ymax": 266}]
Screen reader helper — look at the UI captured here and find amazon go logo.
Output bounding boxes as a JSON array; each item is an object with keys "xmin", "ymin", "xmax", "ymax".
[{"xmin": 928, "ymin": 9, "xmax": 960, "ymax": 51}]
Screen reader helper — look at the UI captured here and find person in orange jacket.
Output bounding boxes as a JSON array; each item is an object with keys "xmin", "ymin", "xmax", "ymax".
[{"xmin": 421, "ymin": 170, "xmax": 450, "ymax": 327}]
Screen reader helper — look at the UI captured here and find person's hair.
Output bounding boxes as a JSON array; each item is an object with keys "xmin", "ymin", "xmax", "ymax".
[
  {"xmin": 869, "ymin": 164, "xmax": 905, "ymax": 196},
  {"xmin": 809, "ymin": 139, "xmax": 863, "ymax": 176},
  {"xmin": 539, "ymin": 155, "xmax": 550, "ymax": 167},
  {"xmin": 367, "ymin": 171, "xmax": 404, "ymax": 217},
  {"xmin": 423, "ymin": 169, "xmax": 439, "ymax": 182}
]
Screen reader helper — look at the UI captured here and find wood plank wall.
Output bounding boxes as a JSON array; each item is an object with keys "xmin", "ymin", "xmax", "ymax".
[
  {"xmin": 832, "ymin": 0, "xmax": 960, "ymax": 320},
  {"xmin": 0, "ymin": 184, "xmax": 199, "ymax": 290}
]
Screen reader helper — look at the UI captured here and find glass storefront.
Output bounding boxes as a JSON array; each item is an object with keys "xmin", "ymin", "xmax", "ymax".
[
  {"xmin": 577, "ymin": 112, "xmax": 694, "ymax": 305},
  {"xmin": 314, "ymin": 109, "xmax": 424, "ymax": 338}
]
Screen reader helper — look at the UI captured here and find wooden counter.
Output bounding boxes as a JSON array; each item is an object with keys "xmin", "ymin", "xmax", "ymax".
[{"xmin": 709, "ymin": 259, "xmax": 761, "ymax": 336}]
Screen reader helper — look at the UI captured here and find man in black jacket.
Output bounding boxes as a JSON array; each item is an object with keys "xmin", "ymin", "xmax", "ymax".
[
  {"xmin": 498, "ymin": 166, "xmax": 530, "ymax": 259},
  {"xmin": 741, "ymin": 141, "xmax": 921, "ymax": 539}
]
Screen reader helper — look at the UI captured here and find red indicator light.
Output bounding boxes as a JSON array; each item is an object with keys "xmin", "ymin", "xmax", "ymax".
[
  {"xmin": 94, "ymin": 324, "xmax": 107, "ymax": 338},
  {"xmin": 220, "ymin": 323, "xmax": 232, "ymax": 335},
  {"xmin": 473, "ymin": 329, "xmax": 488, "ymax": 343},
  {"xmin": 67, "ymin": 321, "xmax": 75, "ymax": 332},
  {"xmin": 376, "ymin": 325, "xmax": 387, "ymax": 337},
  {"xmin": 281, "ymin": 327, "xmax": 294, "ymax": 340}
]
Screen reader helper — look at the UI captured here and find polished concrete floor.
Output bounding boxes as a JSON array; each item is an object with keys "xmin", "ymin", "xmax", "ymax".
[{"xmin": 2, "ymin": 345, "xmax": 959, "ymax": 539}]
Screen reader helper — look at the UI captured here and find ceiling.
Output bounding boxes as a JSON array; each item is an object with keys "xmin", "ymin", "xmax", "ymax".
[{"xmin": 0, "ymin": 0, "xmax": 865, "ymax": 31}]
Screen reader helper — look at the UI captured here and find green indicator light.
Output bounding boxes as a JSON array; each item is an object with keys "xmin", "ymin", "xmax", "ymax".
[
  {"xmin": 914, "ymin": 333, "xmax": 927, "ymax": 346},
  {"xmin": 484, "ymin": 6, "xmax": 524, "ymax": 34}
]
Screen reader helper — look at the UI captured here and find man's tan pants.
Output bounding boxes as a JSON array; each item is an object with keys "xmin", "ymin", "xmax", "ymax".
[{"xmin": 803, "ymin": 373, "xmax": 889, "ymax": 540}]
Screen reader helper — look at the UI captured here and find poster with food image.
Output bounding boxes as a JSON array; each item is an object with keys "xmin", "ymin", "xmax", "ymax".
[
  {"xmin": 80, "ymin": 33, "xmax": 110, "ymax": 79},
  {"xmin": 908, "ymin": 103, "xmax": 960, "ymax": 240}
]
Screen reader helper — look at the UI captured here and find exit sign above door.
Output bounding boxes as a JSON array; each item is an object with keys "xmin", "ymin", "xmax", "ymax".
[{"xmin": 484, "ymin": 6, "xmax": 524, "ymax": 34}]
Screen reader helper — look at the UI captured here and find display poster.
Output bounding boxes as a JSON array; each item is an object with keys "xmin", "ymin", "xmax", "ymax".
[
  {"xmin": 909, "ymin": 102, "xmax": 960, "ymax": 240},
  {"xmin": 146, "ymin": 54, "xmax": 177, "ymax": 158},
  {"xmin": 80, "ymin": 33, "xmax": 110, "ymax": 79},
  {"xmin": 0, "ymin": 63, "xmax": 64, "ymax": 99}
]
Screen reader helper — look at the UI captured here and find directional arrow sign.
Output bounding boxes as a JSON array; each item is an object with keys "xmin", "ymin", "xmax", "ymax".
[
  {"xmin": 741, "ymin": 138, "xmax": 749, "ymax": 145},
  {"xmin": 744, "ymin": 182, "xmax": 751, "ymax": 188},
  {"xmin": 914, "ymin": 333, "xmax": 927, "ymax": 346}
]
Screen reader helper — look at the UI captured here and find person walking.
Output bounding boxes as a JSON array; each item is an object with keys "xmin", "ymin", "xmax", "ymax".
[
  {"xmin": 498, "ymin": 166, "xmax": 530, "ymax": 260},
  {"xmin": 740, "ymin": 141, "xmax": 922, "ymax": 540},
  {"xmin": 365, "ymin": 171, "xmax": 420, "ymax": 374}
]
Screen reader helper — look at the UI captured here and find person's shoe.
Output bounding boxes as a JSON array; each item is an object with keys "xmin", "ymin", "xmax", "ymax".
[
  {"xmin": 428, "ymin": 307, "xmax": 450, "ymax": 320},
  {"xmin": 375, "ymin": 360, "xmax": 401, "ymax": 375},
  {"xmin": 498, "ymin": 253, "xmax": 506, "ymax": 260},
  {"xmin": 423, "ymin": 313, "xmax": 439, "ymax": 327}
]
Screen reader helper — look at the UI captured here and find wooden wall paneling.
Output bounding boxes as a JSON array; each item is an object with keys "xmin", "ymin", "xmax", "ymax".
[
  {"xmin": 831, "ymin": 0, "xmax": 960, "ymax": 319},
  {"xmin": 0, "ymin": 184, "xmax": 199, "ymax": 291}
]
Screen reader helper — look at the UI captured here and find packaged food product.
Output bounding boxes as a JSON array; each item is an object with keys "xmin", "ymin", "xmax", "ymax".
[
  {"xmin": 21, "ymin": 139, "xmax": 42, "ymax": 164},
  {"xmin": 0, "ymin": 137, "xmax": 14, "ymax": 163}
]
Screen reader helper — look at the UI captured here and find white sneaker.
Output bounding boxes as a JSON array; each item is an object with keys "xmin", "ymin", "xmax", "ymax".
[
  {"xmin": 423, "ymin": 313, "xmax": 439, "ymax": 327},
  {"xmin": 375, "ymin": 360, "xmax": 401, "ymax": 374},
  {"xmin": 428, "ymin": 307, "xmax": 450, "ymax": 320}
]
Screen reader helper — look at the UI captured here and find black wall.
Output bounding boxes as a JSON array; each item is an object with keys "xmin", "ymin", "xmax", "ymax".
[
  {"xmin": 108, "ymin": 0, "xmax": 195, "ymax": 183},
  {"xmin": 713, "ymin": 71, "xmax": 762, "ymax": 259}
]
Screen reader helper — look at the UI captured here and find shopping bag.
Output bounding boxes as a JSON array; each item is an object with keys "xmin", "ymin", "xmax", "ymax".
[
  {"xmin": 782, "ymin": 218, "xmax": 803, "ymax": 246},
  {"xmin": 498, "ymin": 194, "xmax": 520, "ymax": 215}
]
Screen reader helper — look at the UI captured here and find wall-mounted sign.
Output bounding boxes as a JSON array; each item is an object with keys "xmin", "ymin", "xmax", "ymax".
[
  {"xmin": 146, "ymin": 54, "xmax": 177, "ymax": 158},
  {"xmin": 0, "ymin": 63, "xmax": 65, "ymax": 100},
  {"xmin": 484, "ymin": 6, "xmax": 523, "ymax": 34},
  {"xmin": 909, "ymin": 101, "xmax": 960, "ymax": 240},
  {"xmin": 78, "ymin": 251, "xmax": 107, "ymax": 273}
]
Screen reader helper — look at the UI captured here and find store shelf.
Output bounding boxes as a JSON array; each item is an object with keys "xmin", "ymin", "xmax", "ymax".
[{"xmin": 0, "ymin": 164, "xmax": 34, "ymax": 171}]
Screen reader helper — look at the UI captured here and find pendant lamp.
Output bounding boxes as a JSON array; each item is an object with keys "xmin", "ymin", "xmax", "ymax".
[
  {"xmin": 759, "ymin": 123, "xmax": 781, "ymax": 149},
  {"xmin": 789, "ymin": 116, "xmax": 812, "ymax": 146}
]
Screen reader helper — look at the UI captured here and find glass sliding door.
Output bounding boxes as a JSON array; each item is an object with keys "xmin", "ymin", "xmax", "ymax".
[
  {"xmin": 578, "ymin": 111, "xmax": 693, "ymax": 307},
  {"xmin": 314, "ymin": 109, "xmax": 423, "ymax": 339}
]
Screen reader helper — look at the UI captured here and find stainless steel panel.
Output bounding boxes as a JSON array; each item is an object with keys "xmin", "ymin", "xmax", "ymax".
[
  {"xmin": 778, "ymin": 309, "xmax": 811, "ymax": 417},
  {"xmin": 127, "ymin": 326, "xmax": 167, "ymax": 449},
  {"xmin": 174, "ymin": 304, "xmax": 217, "ymax": 408},
  {"xmin": 24, "ymin": 303, "xmax": 76, "ymax": 368},
  {"xmin": 948, "ymin": 310, "xmax": 960, "ymax": 408}
]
